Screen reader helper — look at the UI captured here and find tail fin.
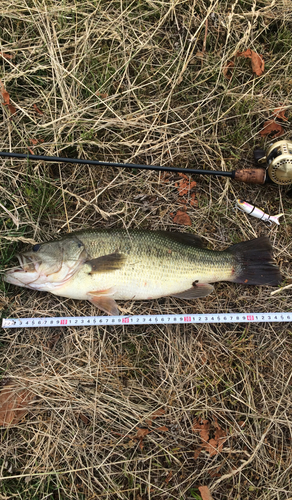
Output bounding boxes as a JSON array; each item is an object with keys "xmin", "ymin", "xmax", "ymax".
[
  {"xmin": 271, "ymin": 213, "xmax": 284, "ymax": 225},
  {"xmin": 228, "ymin": 236, "xmax": 281, "ymax": 286}
]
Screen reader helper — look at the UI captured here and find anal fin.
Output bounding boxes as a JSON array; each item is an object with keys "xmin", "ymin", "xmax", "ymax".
[{"xmin": 171, "ymin": 283, "xmax": 214, "ymax": 299}]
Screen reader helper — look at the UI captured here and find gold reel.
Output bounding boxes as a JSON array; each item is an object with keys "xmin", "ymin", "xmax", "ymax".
[{"xmin": 264, "ymin": 140, "xmax": 292, "ymax": 185}]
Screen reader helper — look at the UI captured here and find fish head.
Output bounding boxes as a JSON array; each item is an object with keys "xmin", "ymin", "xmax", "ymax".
[{"xmin": 4, "ymin": 235, "xmax": 87, "ymax": 291}]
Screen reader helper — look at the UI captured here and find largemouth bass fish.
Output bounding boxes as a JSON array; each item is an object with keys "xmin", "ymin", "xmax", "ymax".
[{"xmin": 4, "ymin": 229, "xmax": 281, "ymax": 315}]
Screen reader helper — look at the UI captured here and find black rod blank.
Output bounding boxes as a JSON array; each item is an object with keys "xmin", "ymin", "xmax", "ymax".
[{"xmin": 0, "ymin": 151, "xmax": 234, "ymax": 179}]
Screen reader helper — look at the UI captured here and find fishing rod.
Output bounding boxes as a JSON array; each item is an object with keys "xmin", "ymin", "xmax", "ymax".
[{"xmin": 1, "ymin": 139, "xmax": 292, "ymax": 185}]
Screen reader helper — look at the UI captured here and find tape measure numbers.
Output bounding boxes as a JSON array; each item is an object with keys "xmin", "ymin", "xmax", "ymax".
[{"xmin": 2, "ymin": 312, "xmax": 291, "ymax": 328}]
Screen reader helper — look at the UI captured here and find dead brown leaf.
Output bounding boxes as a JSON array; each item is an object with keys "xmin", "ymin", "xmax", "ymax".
[
  {"xmin": 190, "ymin": 192, "xmax": 198, "ymax": 207},
  {"xmin": 194, "ymin": 447, "xmax": 202, "ymax": 459},
  {"xmin": 78, "ymin": 413, "xmax": 90, "ymax": 425},
  {"xmin": 0, "ymin": 52, "xmax": 13, "ymax": 60},
  {"xmin": 273, "ymin": 106, "xmax": 288, "ymax": 121},
  {"xmin": 29, "ymin": 138, "xmax": 44, "ymax": 146},
  {"xmin": 0, "ymin": 79, "xmax": 17, "ymax": 115},
  {"xmin": 134, "ymin": 427, "xmax": 151, "ymax": 450},
  {"xmin": 96, "ymin": 91, "xmax": 108, "ymax": 98},
  {"xmin": 175, "ymin": 176, "xmax": 196, "ymax": 197},
  {"xmin": 156, "ymin": 425, "xmax": 169, "ymax": 432},
  {"xmin": 192, "ymin": 417, "xmax": 227, "ymax": 458},
  {"xmin": 223, "ymin": 60, "xmax": 234, "ymax": 79},
  {"xmin": 0, "ymin": 380, "xmax": 35, "ymax": 427},
  {"xmin": 145, "ymin": 408, "xmax": 166, "ymax": 427},
  {"xmin": 165, "ymin": 471, "xmax": 173, "ymax": 484},
  {"xmin": 136, "ymin": 427, "xmax": 151, "ymax": 439},
  {"xmin": 171, "ymin": 210, "xmax": 192, "ymax": 226},
  {"xmin": 198, "ymin": 485, "xmax": 214, "ymax": 500},
  {"xmin": 259, "ymin": 120, "xmax": 284, "ymax": 138},
  {"xmin": 237, "ymin": 48, "xmax": 264, "ymax": 76},
  {"xmin": 151, "ymin": 408, "xmax": 165, "ymax": 419},
  {"xmin": 192, "ymin": 418, "xmax": 210, "ymax": 442},
  {"xmin": 205, "ymin": 438, "xmax": 220, "ymax": 457},
  {"xmin": 33, "ymin": 103, "xmax": 44, "ymax": 115}
]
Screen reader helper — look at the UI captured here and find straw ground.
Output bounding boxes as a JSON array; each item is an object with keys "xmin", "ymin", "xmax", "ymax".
[{"xmin": 0, "ymin": 0, "xmax": 292, "ymax": 498}]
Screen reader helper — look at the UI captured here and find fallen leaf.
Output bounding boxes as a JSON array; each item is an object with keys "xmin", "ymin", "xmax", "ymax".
[
  {"xmin": 194, "ymin": 447, "xmax": 202, "ymax": 459},
  {"xmin": 195, "ymin": 51, "xmax": 205, "ymax": 59},
  {"xmin": 96, "ymin": 91, "xmax": 108, "ymax": 98},
  {"xmin": 223, "ymin": 60, "xmax": 235, "ymax": 79},
  {"xmin": 205, "ymin": 438, "xmax": 220, "ymax": 457},
  {"xmin": 172, "ymin": 210, "xmax": 192, "ymax": 226},
  {"xmin": 0, "ymin": 52, "xmax": 13, "ymax": 60},
  {"xmin": 156, "ymin": 425, "xmax": 169, "ymax": 432},
  {"xmin": 29, "ymin": 138, "xmax": 44, "ymax": 146},
  {"xmin": 33, "ymin": 104, "xmax": 44, "ymax": 115},
  {"xmin": 237, "ymin": 48, "xmax": 264, "ymax": 76},
  {"xmin": 145, "ymin": 408, "xmax": 165, "ymax": 427},
  {"xmin": 0, "ymin": 79, "xmax": 17, "ymax": 115},
  {"xmin": 123, "ymin": 439, "xmax": 136, "ymax": 449},
  {"xmin": 0, "ymin": 380, "xmax": 35, "ymax": 427},
  {"xmin": 193, "ymin": 417, "xmax": 227, "ymax": 457},
  {"xmin": 78, "ymin": 413, "xmax": 90, "ymax": 425},
  {"xmin": 273, "ymin": 106, "xmax": 288, "ymax": 121},
  {"xmin": 135, "ymin": 427, "xmax": 151, "ymax": 451},
  {"xmin": 151, "ymin": 408, "xmax": 165, "ymax": 419},
  {"xmin": 198, "ymin": 485, "xmax": 214, "ymax": 500},
  {"xmin": 175, "ymin": 174, "xmax": 196, "ymax": 197},
  {"xmin": 136, "ymin": 427, "xmax": 151, "ymax": 438},
  {"xmin": 165, "ymin": 471, "xmax": 173, "ymax": 484},
  {"xmin": 250, "ymin": 51, "xmax": 264, "ymax": 76},
  {"xmin": 160, "ymin": 172, "xmax": 170, "ymax": 183},
  {"xmin": 259, "ymin": 120, "xmax": 284, "ymax": 138},
  {"xmin": 190, "ymin": 192, "xmax": 198, "ymax": 207},
  {"xmin": 192, "ymin": 418, "xmax": 210, "ymax": 442},
  {"xmin": 0, "ymin": 80, "xmax": 10, "ymax": 105}
]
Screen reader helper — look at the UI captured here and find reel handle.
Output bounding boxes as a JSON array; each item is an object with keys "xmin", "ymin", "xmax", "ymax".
[{"xmin": 233, "ymin": 168, "xmax": 266, "ymax": 185}]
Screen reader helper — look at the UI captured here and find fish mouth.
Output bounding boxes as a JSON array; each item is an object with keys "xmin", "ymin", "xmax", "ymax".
[
  {"xmin": 4, "ymin": 253, "xmax": 42, "ymax": 287},
  {"xmin": 16, "ymin": 253, "xmax": 40, "ymax": 273}
]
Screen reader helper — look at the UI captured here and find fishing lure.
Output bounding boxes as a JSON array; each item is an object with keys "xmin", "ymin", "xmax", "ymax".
[{"xmin": 236, "ymin": 199, "xmax": 283, "ymax": 225}]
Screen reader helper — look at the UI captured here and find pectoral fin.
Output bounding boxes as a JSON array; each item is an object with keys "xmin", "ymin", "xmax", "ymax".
[
  {"xmin": 86, "ymin": 253, "xmax": 126, "ymax": 274},
  {"xmin": 88, "ymin": 290, "xmax": 119, "ymax": 315},
  {"xmin": 171, "ymin": 283, "xmax": 214, "ymax": 299}
]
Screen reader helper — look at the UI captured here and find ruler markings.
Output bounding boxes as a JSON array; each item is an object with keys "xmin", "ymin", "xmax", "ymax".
[{"xmin": 2, "ymin": 312, "xmax": 291, "ymax": 328}]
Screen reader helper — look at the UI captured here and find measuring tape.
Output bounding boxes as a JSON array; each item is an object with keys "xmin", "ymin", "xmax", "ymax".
[{"xmin": 2, "ymin": 312, "xmax": 291, "ymax": 328}]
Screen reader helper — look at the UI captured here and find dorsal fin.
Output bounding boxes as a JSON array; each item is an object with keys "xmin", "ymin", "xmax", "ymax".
[{"xmin": 156, "ymin": 231, "xmax": 204, "ymax": 248}]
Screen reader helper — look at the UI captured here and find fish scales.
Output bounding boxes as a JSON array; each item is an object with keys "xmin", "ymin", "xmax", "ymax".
[
  {"xmin": 74, "ymin": 230, "xmax": 234, "ymax": 297},
  {"xmin": 4, "ymin": 229, "xmax": 281, "ymax": 315}
]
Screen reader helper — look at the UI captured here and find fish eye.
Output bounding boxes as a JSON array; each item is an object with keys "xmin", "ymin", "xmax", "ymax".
[
  {"xmin": 32, "ymin": 244, "xmax": 41, "ymax": 252},
  {"xmin": 78, "ymin": 242, "xmax": 83, "ymax": 248}
]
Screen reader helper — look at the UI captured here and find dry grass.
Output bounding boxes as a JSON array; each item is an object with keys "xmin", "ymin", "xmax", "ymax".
[{"xmin": 1, "ymin": 0, "xmax": 292, "ymax": 498}]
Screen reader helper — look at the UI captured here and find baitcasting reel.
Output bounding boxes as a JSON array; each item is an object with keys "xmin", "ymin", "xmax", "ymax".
[{"xmin": 254, "ymin": 140, "xmax": 292, "ymax": 185}]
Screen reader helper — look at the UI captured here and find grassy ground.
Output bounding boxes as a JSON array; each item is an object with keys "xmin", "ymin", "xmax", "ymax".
[{"xmin": 1, "ymin": 0, "xmax": 292, "ymax": 498}]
